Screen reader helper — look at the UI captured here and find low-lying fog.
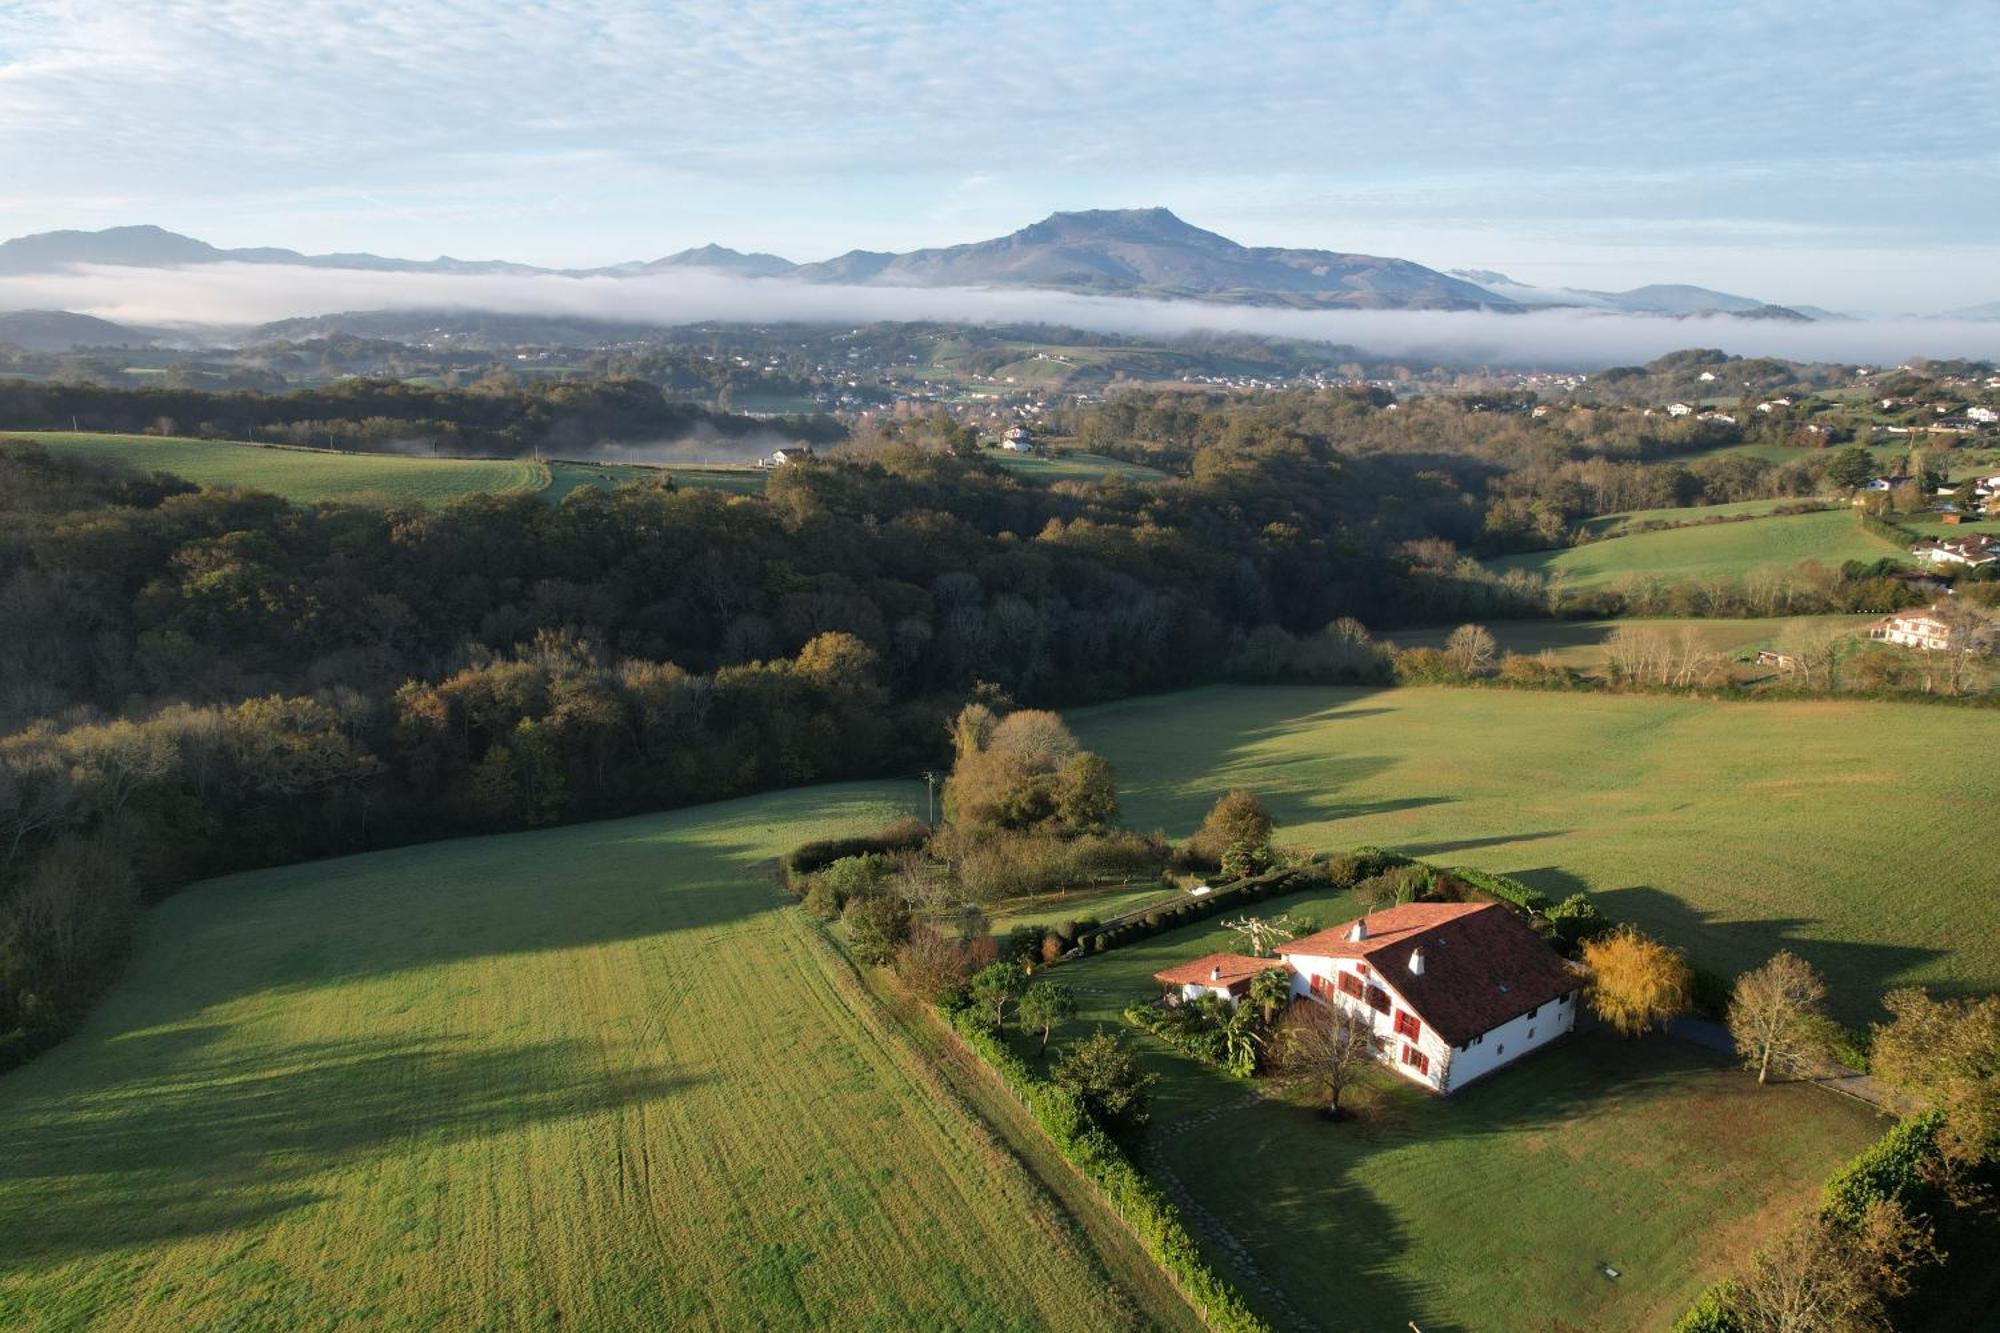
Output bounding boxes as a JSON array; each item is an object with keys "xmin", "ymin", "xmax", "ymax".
[{"xmin": 5, "ymin": 263, "xmax": 2000, "ymax": 369}]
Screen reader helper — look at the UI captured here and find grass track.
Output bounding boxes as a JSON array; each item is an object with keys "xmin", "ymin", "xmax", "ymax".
[
  {"xmin": 1070, "ymin": 685, "xmax": 1997, "ymax": 1020},
  {"xmin": 4, "ymin": 431, "xmax": 546, "ymax": 505},
  {"xmin": 0, "ymin": 784, "xmax": 1170, "ymax": 1331},
  {"xmin": 1486, "ymin": 508, "xmax": 1907, "ymax": 589}
]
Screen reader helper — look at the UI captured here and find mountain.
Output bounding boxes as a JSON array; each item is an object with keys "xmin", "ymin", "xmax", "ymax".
[
  {"xmin": 790, "ymin": 208, "xmax": 1504, "ymax": 309},
  {"xmin": 643, "ymin": 244, "xmax": 797, "ymax": 277},
  {"xmin": 0, "ymin": 308, "xmax": 150, "ymax": 350},
  {"xmin": 1450, "ymin": 269, "xmax": 1816, "ymax": 319},
  {"xmin": 0, "ymin": 224, "xmax": 540, "ymax": 276}
]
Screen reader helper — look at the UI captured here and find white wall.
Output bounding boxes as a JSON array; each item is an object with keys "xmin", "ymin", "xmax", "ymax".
[{"xmin": 1285, "ymin": 952, "xmax": 1577, "ymax": 1094}]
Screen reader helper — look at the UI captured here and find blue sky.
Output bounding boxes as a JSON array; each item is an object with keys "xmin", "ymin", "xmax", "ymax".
[{"xmin": 1, "ymin": 0, "xmax": 1996, "ymax": 313}]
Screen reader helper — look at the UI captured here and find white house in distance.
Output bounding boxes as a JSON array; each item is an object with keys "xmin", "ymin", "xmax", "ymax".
[
  {"xmin": 1913, "ymin": 535, "xmax": 1999, "ymax": 568},
  {"xmin": 1276, "ymin": 902, "xmax": 1583, "ymax": 1094},
  {"xmin": 1870, "ymin": 606, "xmax": 1958, "ymax": 652},
  {"xmin": 1153, "ymin": 953, "xmax": 1276, "ymax": 1004},
  {"xmin": 999, "ymin": 425, "xmax": 1036, "ymax": 453}
]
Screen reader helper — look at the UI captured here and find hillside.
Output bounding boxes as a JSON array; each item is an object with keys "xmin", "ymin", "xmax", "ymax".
[
  {"xmin": 0, "ymin": 785, "xmax": 1179, "ymax": 1330},
  {"xmin": 1484, "ymin": 508, "xmax": 1905, "ymax": 589},
  {"xmin": 0, "ymin": 309, "xmax": 150, "ymax": 351},
  {"xmin": 5, "ymin": 432, "xmax": 548, "ymax": 504}
]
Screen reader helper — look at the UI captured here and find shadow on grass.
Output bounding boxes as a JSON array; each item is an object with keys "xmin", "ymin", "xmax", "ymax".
[
  {"xmin": 0, "ymin": 1027, "xmax": 696, "ymax": 1269},
  {"xmin": 1397, "ymin": 830, "xmax": 1572, "ymax": 858}
]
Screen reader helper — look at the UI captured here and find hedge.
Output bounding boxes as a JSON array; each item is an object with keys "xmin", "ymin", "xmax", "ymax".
[
  {"xmin": 942, "ymin": 1001, "xmax": 1272, "ymax": 1332},
  {"xmin": 1442, "ymin": 865, "xmax": 1550, "ymax": 917},
  {"xmin": 779, "ymin": 818, "xmax": 930, "ymax": 892},
  {"xmin": 1820, "ymin": 1111, "xmax": 1945, "ymax": 1228},
  {"xmin": 1124, "ymin": 1004, "xmax": 1255, "ymax": 1078}
]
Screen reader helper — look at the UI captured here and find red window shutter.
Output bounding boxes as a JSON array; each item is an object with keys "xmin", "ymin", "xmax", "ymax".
[
  {"xmin": 1402, "ymin": 1045, "xmax": 1428, "ymax": 1074},
  {"xmin": 1394, "ymin": 1011, "xmax": 1421, "ymax": 1041},
  {"xmin": 1338, "ymin": 972, "xmax": 1364, "ymax": 1000}
]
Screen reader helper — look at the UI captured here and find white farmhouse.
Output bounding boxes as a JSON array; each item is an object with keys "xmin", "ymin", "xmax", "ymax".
[
  {"xmin": 1665, "ymin": 402, "xmax": 1695, "ymax": 417},
  {"xmin": 1869, "ymin": 606, "xmax": 1957, "ymax": 651},
  {"xmin": 1276, "ymin": 902, "xmax": 1582, "ymax": 1094},
  {"xmin": 999, "ymin": 425, "xmax": 1036, "ymax": 453},
  {"xmin": 1968, "ymin": 406, "xmax": 1999, "ymax": 424},
  {"xmin": 1913, "ymin": 535, "xmax": 1999, "ymax": 568}
]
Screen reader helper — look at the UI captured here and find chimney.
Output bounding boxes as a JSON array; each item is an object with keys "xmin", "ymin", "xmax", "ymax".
[
  {"xmin": 1210, "ymin": 965, "xmax": 1222, "ymax": 982},
  {"xmin": 1348, "ymin": 919, "xmax": 1368, "ymax": 942},
  {"xmin": 1408, "ymin": 947, "xmax": 1426, "ymax": 976}
]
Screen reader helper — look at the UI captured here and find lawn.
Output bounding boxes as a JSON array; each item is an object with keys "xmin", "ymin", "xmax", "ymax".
[
  {"xmin": 0, "ymin": 783, "xmax": 1179, "ymax": 1332},
  {"xmin": 1068, "ymin": 685, "xmax": 1996, "ymax": 1021},
  {"xmin": 1028, "ymin": 885, "xmax": 1884, "ymax": 1331},
  {"xmin": 1487, "ymin": 508, "xmax": 1907, "ymax": 589},
  {"xmin": 1581, "ymin": 496, "xmax": 1829, "ymax": 538},
  {"xmin": 1385, "ymin": 615, "xmax": 1882, "ymax": 674},
  {"xmin": 5, "ymin": 431, "xmax": 548, "ymax": 505},
  {"xmin": 990, "ymin": 451, "xmax": 1172, "ymax": 485}
]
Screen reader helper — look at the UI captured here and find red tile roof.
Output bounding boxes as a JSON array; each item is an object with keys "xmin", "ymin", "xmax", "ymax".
[
  {"xmin": 1279, "ymin": 902, "xmax": 1581, "ymax": 1046},
  {"xmin": 1152, "ymin": 952, "xmax": 1282, "ymax": 989}
]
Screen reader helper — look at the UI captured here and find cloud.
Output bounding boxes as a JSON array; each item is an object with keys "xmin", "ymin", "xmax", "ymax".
[{"xmin": 6, "ymin": 262, "xmax": 2000, "ymax": 369}]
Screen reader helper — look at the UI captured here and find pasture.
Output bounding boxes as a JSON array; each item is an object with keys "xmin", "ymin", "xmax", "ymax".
[
  {"xmin": 0, "ymin": 784, "xmax": 1183, "ymax": 1332},
  {"xmin": 1581, "ymin": 496, "xmax": 1828, "ymax": 538},
  {"xmin": 5, "ymin": 431, "xmax": 547, "ymax": 505},
  {"xmin": 1069, "ymin": 685, "xmax": 1996, "ymax": 1020},
  {"xmin": 1037, "ymin": 895, "xmax": 1883, "ymax": 1332},
  {"xmin": 1486, "ymin": 508, "xmax": 1906, "ymax": 589},
  {"xmin": 989, "ymin": 450, "xmax": 1173, "ymax": 485},
  {"xmin": 1386, "ymin": 615, "xmax": 1882, "ymax": 674}
]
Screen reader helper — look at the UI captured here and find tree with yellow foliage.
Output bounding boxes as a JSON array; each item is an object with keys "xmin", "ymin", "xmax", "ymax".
[{"xmin": 1582, "ymin": 925, "xmax": 1692, "ymax": 1037}]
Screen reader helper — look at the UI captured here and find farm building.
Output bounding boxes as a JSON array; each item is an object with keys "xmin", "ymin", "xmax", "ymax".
[
  {"xmin": 1276, "ymin": 903, "xmax": 1582, "ymax": 1093},
  {"xmin": 1153, "ymin": 953, "xmax": 1277, "ymax": 1004},
  {"xmin": 1913, "ymin": 535, "xmax": 1999, "ymax": 568},
  {"xmin": 1869, "ymin": 606, "xmax": 1958, "ymax": 651},
  {"xmin": 999, "ymin": 425, "xmax": 1036, "ymax": 453}
]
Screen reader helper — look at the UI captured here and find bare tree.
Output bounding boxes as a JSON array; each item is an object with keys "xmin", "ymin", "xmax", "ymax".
[
  {"xmin": 1727, "ymin": 951, "xmax": 1833, "ymax": 1084},
  {"xmin": 1277, "ymin": 1001, "xmax": 1376, "ymax": 1119},
  {"xmin": 1443, "ymin": 623, "xmax": 1498, "ymax": 677},
  {"xmin": 1222, "ymin": 912, "xmax": 1304, "ymax": 958},
  {"xmin": 1731, "ymin": 1200, "xmax": 1934, "ymax": 1332}
]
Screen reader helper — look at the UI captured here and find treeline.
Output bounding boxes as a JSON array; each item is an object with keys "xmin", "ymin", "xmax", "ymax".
[{"xmin": 0, "ymin": 376, "xmax": 842, "ymax": 458}]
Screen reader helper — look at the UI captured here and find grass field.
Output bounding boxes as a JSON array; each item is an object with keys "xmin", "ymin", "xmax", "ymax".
[
  {"xmin": 5, "ymin": 431, "xmax": 548, "ymax": 505},
  {"xmin": 1037, "ymin": 894, "xmax": 1884, "ymax": 1331},
  {"xmin": 1069, "ymin": 685, "xmax": 1995, "ymax": 1020},
  {"xmin": 1488, "ymin": 508, "xmax": 1907, "ymax": 589},
  {"xmin": 1582, "ymin": 496, "xmax": 1829, "ymax": 538},
  {"xmin": 989, "ymin": 451, "xmax": 1173, "ymax": 485},
  {"xmin": 1387, "ymin": 615, "xmax": 1882, "ymax": 673},
  {"xmin": 0, "ymin": 784, "xmax": 1188, "ymax": 1331}
]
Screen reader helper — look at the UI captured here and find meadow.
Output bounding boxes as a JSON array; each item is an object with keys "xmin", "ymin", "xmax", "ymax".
[
  {"xmin": 0, "ymin": 784, "xmax": 1192, "ymax": 1332},
  {"xmin": 1385, "ymin": 615, "xmax": 1882, "ymax": 674},
  {"xmin": 1486, "ymin": 508, "xmax": 1906, "ymax": 589},
  {"xmin": 4, "ymin": 431, "xmax": 547, "ymax": 505},
  {"xmin": 989, "ymin": 450, "xmax": 1172, "ymax": 485},
  {"xmin": 1581, "ymin": 495, "xmax": 1828, "ymax": 537},
  {"xmin": 1069, "ymin": 685, "xmax": 1996, "ymax": 1020},
  {"xmin": 1036, "ymin": 895, "xmax": 1883, "ymax": 1331},
  {"xmin": 544, "ymin": 459, "xmax": 768, "ymax": 499}
]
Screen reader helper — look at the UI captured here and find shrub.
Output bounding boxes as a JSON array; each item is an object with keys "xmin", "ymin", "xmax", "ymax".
[
  {"xmin": 1821, "ymin": 1113, "xmax": 1945, "ymax": 1229},
  {"xmin": 1545, "ymin": 893, "xmax": 1610, "ymax": 952},
  {"xmin": 781, "ymin": 818, "xmax": 929, "ymax": 890},
  {"xmin": 1187, "ymin": 790, "xmax": 1275, "ymax": 869},
  {"xmin": 1668, "ymin": 1284, "xmax": 1742, "ymax": 1333},
  {"xmin": 841, "ymin": 894, "xmax": 910, "ymax": 965}
]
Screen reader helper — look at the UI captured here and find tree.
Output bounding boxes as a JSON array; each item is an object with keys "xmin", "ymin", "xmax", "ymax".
[
  {"xmin": 1443, "ymin": 623, "xmax": 1499, "ymax": 677},
  {"xmin": 1727, "ymin": 951, "xmax": 1833, "ymax": 1084},
  {"xmin": 1017, "ymin": 980, "xmax": 1077, "ymax": 1052},
  {"xmin": 894, "ymin": 924, "xmax": 974, "ymax": 1004},
  {"xmin": 1248, "ymin": 965, "xmax": 1294, "ymax": 1025},
  {"xmin": 841, "ymin": 894, "xmax": 909, "ymax": 966},
  {"xmin": 1582, "ymin": 926, "xmax": 1691, "ymax": 1037},
  {"xmin": 1222, "ymin": 912, "xmax": 1304, "ymax": 958},
  {"xmin": 1054, "ymin": 752, "xmax": 1118, "ymax": 833},
  {"xmin": 1050, "ymin": 1031, "xmax": 1156, "ymax": 1133},
  {"xmin": 1729, "ymin": 1199, "xmax": 1934, "ymax": 1333},
  {"xmin": 1825, "ymin": 445, "xmax": 1876, "ymax": 490},
  {"xmin": 1189, "ymin": 790, "xmax": 1275, "ymax": 868},
  {"xmin": 1277, "ymin": 1001, "xmax": 1376, "ymax": 1118},
  {"xmin": 968, "ymin": 958, "xmax": 1023, "ymax": 1030},
  {"xmin": 1870, "ymin": 987, "xmax": 2000, "ymax": 1169}
]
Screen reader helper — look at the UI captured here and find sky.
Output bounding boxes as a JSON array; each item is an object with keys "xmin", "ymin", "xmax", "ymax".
[{"xmin": 0, "ymin": 0, "xmax": 1997, "ymax": 315}]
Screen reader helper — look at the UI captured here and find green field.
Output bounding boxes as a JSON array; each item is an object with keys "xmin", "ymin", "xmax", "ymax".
[
  {"xmin": 0, "ymin": 784, "xmax": 1185, "ymax": 1331},
  {"xmin": 989, "ymin": 450, "xmax": 1173, "ymax": 485},
  {"xmin": 1387, "ymin": 615, "xmax": 1883, "ymax": 673},
  {"xmin": 1040, "ymin": 894, "xmax": 1882, "ymax": 1331},
  {"xmin": 1582, "ymin": 496, "xmax": 1829, "ymax": 538},
  {"xmin": 1488, "ymin": 508, "xmax": 1907, "ymax": 589},
  {"xmin": 4, "ymin": 432, "xmax": 548, "ymax": 505},
  {"xmin": 1070, "ymin": 685, "xmax": 1994, "ymax": 1019}
]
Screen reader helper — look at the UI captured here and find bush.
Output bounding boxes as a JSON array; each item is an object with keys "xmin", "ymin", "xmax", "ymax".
[
  {"xmin": 1668, "ymin": 1284, "xmax": 1742, "ymax": 1333},
  {"xmin": 841, "ymin": 894, "xmax": 910, "ymax": 966},
  {"xmin": 1821, "ymin": 1113, "xmax": 1945, "ymax": 1229},
  {"xmin": 1545, "ymin": 893, "xmax": 1610, "ymax": 952},
  {"xmin": 782, "ymin": 818, "xmax": 929, "ymax": 891}
]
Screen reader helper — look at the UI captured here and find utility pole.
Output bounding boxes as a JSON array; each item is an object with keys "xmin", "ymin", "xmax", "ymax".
[{"xmin": 920, "ymin": 770, "xmax": 939, "ymax": 825}]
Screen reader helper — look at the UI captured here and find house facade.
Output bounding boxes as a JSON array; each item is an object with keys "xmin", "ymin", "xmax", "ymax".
[
  {"xmin": 1870, "ymin": 606, "xmax": 1956, "ymax": 651},
  {"xmin": 1913, "ymin": 535, "xmax": 1998, "ymax": 568},
  {"xmin": 1276, "ymin": 902, "xmax": 1582, "ymax": 1095}
]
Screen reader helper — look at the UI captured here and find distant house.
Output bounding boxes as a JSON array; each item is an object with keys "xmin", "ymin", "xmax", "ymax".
[
  {"xmin": 999, "ymin": 425, "xmax": 1035, "ymax": 453},
  {"xmin": 1870, "ymin": 606, "xmax": 1958, "ymax": 651},
  {"xmin": 1968, "ymin": 406, "xmax": 2000, "ymax": 425},
  {"xmin": 1153, "ymin": 953, "xmax": 1275, "ymax": 1006},
  {"xmin": 1276, "ymin": 902, "xmax": 1582, "ymax": 1094},
  {"xmin": 768, "ymin": 445, "xmax": 813, "ymax": 466},
  {"xmin": 1665, "ymin": 402, "xmax": 1695, "ymax": 417},
  {"xmin": 1698, "ymin": 411, "xmax": 1738, "ymax": 424},
  {"xmin": 1755, "ymin": 649, "xmax": 1802, "ymax": 671},
  {"xmin": 1698, "ymin": 371, "xmax": 1718, "ymax": 382},
  {"xmin": 1913, "ymin": 535, "xmax": 1999, "ymax": 568}
]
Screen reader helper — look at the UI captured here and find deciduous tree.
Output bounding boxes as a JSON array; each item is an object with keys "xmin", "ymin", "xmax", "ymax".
[
  {"xmin": 1582, "ymin": 926, "xmax": 1691, "ymax": 1037},
  {"xmin": 1050, "ymin": 1030, "xmax": 1155, "ymax": 1133},
  {"xmin": 968, "ymin": 959, "xmax": 1023, "ymax": 1030},
  {"xmin": 1870, "ymin": 987, "xmax": 2000, "ymax": 1169},
  {"xmin": 1016, "ymin": 980, "xmax": 1077, "ymax": 1052},
  {"xmin": 1728, "ymin": 951, "xmax": 1834, "ymax": 1084},
  {"xmin": 1278, "ymin": 1000, "xmax": 1376, "ymax": 1118}
]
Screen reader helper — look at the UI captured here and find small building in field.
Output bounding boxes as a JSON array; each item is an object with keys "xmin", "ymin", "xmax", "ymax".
[
  {"xmin": 1870, "ymin": 606, "xmax": 1956, "ymax": 651},
  {"xmin": 999, "ymin": 425, "xmax": 1036, "ymax": 453},
  {"xmin": 1153, "ymin": 953, "xmax": 1275, "ymax": 1005},
  {"xmin": 1276, "ymin": 902, "xmax": 1583, "ymax": 1094},
  {"xmin": 1755, "ymin": 649, "xmax": 1803, "ymax": 671}
]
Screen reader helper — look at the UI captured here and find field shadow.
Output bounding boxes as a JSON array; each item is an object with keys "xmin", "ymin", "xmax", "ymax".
[
  {"xmin": 1397, "ymin": 830, "xmax": 1571, "ymax": 858},
  {"xmin": 0, "ymin": 1027, "xmax": 695, "ymax": 1269}
]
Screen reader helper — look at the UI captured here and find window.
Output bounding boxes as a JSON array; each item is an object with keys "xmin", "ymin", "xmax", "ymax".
[
  {"xmin": 1308, "ymin": 974, "xmax": 1327, "ymax": 999},
  {"xmin": 1401, "ymin": 1045, "xmax": 1429, "ymax": 1075},
  {"xmin": 1528, "ymin": 1004, "xmax": 1541, "ymax": 1020},
  {"xmin": 1496, "ymin": 1044, "xmax": 1505, "ymax": 1056},
  {"xmin": 1393, "ymin": 1010, "xmax": 1421, "ymax": 1041},
  {"xmin": 1337, "ymin": 972, "xmax": 1365, "ymax": 1000},
  {"xmin": 1356, "ymin": 962, "xmax": 1371, "ymax": 977},
  {"xmin": 1528, "ymin": 1029, "xmax": 1536, "ymax": 1040},
  {"xmin": 1366, "ymin": 986, "xmax": 1390, "ymax": 1013},
  {"xmin": 1371, "ymin": 1036, "xmax": 1388, "ymax": 1054}
]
